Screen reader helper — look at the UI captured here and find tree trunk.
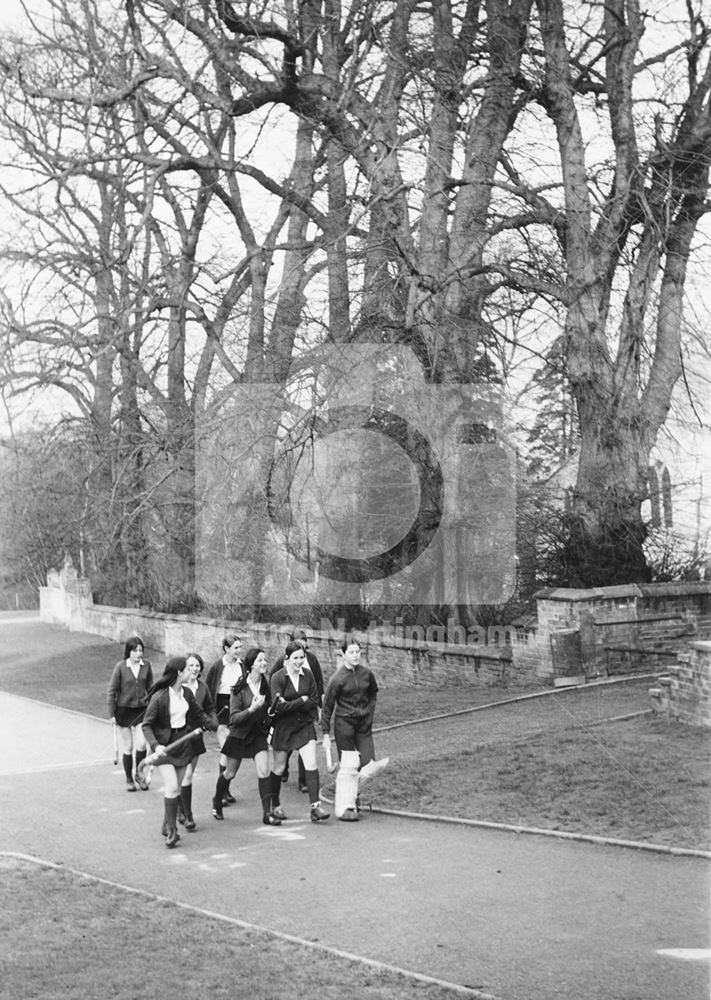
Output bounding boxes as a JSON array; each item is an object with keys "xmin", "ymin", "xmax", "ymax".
[{"xmin": 537, "ymin": 0, "xmax": 711, "ymax": 585}]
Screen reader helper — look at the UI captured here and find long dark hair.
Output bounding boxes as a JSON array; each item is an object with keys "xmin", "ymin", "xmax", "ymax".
[
  {"xmin": 147, "ymin": 656, "xmax": 187, "ymax": 698},
  {"xmin": 240, "ymin": 647, "xmax": 269, "ymax": 697},
  {"xmin": 123, "ymin": 635, "xmax": 144, "ymax": 659}
]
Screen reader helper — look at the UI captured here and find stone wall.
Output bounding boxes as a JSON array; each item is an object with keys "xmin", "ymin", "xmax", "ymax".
[
  {"xmin": 40, "ymin": 576, "xmax": 533, "ymax": 691},
  {"xmin": 511, "ymin": 582, "xmax": 711, "ymax": 682},
  {"xmin": 649, "ymin": 642, "xmax": 711, "ymax": 728},
  {"xmin": 41, "ymin": 570, "xmax": 711, "ymax": 690}
]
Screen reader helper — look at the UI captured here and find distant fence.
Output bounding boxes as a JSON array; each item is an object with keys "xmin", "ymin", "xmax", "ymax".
[{"xmin": 0, "ymin": 583, "xmax": 39, "ymax": 611}]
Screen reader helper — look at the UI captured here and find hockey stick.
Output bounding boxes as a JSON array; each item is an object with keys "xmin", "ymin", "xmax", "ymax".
[
  {"xmin": 137, "ymin": 728, "xmax": 204, "ymax": 779},
  {"xmin": 112, "ymin": 721, "xmax": 119, "ymax": 766},
  {"xmin": 321, "ymin": 734, "xmax": 338, "ymax": 773}
]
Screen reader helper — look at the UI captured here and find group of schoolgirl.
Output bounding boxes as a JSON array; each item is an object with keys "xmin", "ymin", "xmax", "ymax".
[{"xmin": 107, "ymin": 628, "xmax": 380, "ymax": 848}]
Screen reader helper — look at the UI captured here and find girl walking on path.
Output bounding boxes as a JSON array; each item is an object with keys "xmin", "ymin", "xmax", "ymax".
[
  {"xmin": 269, "ymin": 641, "xmax": 329, "ymax": 823},
  {"xmin": 178, "ymin": 652, "xmax": 217, "ymax": 831},
  {"xmin": 320, "ymin": 636, "xmax": 381, "ymax": 822},
  {"xmin": 107, "ymin": 636, "xmax": 153, "ymax": 792},
  {"xmin": 142, "ymin": 656, "xmax": 218, "ymax": 848},
  {"xmin": 205, "ymin": 633, "xmax": 243, "ymax": 809},
  {"xmin": 269, "ymin": 628, "xmax": 324, "ymax": 792},
  {"xmin": 216, "ymin": 647, "xmax": 282, "ymax": 826}
]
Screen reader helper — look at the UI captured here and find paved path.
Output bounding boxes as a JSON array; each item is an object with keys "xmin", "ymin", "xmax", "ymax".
[{"xmin": 1, "ymin": 617, "xmax": 709, "ymax": 1000}]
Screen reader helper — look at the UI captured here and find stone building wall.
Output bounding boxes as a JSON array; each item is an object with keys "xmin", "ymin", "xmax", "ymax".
[
  {"xmin": 649, "ymin": 642, "xmax": 711, "ymax": 728},
  {"xmin": 40, "ymin": 576, "xmax": 533, "ymax": 690},
  {"xmin": 511, "ymin": 582, "xmax": 711, "ymax": 682},
  {"xmin": 41, "ymin": 570, "xmax": 711, "ymax": 689}
]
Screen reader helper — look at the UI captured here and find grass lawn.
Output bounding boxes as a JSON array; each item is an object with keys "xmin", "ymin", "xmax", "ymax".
[
  {"xmin": 374, "ymin": 683, "xmax": 547, "ymax": 725},
  {"xmin": 0, "ymin": 857, "xmax": 467, "ymax": 1000},
  {"xmin": 369, "ymin": 714, "xmax": 711, "ymax": 850}
]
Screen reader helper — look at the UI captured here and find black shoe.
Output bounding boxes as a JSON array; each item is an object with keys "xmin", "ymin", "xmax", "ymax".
[
  {"xmin": 310, "ymin": 803, "xmax": 330, "ymax": 823},
  {"xmin": 126, "ymin": 778, "xmax": 136, "ymax": 792},
  {"xmin": 177, "ymin": 808, "xmax": 186, "ymax": 826},
  {"xmin": 298, "ymin": 782, "xmax": 308, "ymax": 793},
  {"xmin": 165, "ymin": 827, "xmax": 180, "ymax": 848},
  {"xmin": 222, "ymin": 791, "xmax": 237, "ymax": 806},
  {"xmin": 212, "ymin": 798, "xmax": 224, "ymax": 821},
  {"xmin": 338, "ymin": 808, "xmax": 359, "ymax": 822},
  {"xmin": 262, "ymin": 812, "xmax": 282, "ymax": 826},
  {"xmin": 184, "ymin": 815, "xmax": 196, "ymax": 831}
]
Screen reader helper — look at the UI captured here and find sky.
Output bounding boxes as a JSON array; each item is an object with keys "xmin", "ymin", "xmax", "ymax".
[{"xmin": 0, "ymin": 0, "xmax": 27, "ymax": 30}]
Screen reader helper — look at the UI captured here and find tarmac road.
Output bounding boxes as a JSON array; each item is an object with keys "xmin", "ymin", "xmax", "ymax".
[{"xmin": 1, "ymin": 617, "xmax": 709, "ymax": 1000}]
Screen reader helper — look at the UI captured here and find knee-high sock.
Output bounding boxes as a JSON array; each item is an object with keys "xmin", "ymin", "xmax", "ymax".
[
  {"xmin": 220, "ymin": 763, "xmax": 234, "ymax": 792},
  {"xmin": 163, "ymin": 795, "xmax": 179, "ymax": 831},
  {"xmin": 258, "ymin": 776, "xmax": 272, "ymax": 817},
  {"xmin": 122, "ymin": 753, "xmax": 133, "ymax": 781},
  {"xmin": 180, "ymin": 783, "xmax": 193, "ymax": 819},
  {"xmin": 270, "ymin": 771, "xmax": 282, "ymax": 807},
  {"xmin": 134, "ymin": 749, "xmax": 146, "ymax": 777},
  {"xmin": 214, "ymin": 772, "xmax": 229, "ymax": 804},
  {"xmin": 305, "ymin": 768, "xmax": 320, "ymax": 805}
]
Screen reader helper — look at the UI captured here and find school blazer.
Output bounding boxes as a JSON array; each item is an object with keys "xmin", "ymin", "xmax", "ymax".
[
  {"xmin": 107, "ymin": 660, "xmax": 153, "ymax": 718},
  {"xmin": 142, "ymin": 686, "xmax": 217, "ymax": 752},
  {"xmin": 228, "ymin": 675, "xmax": 272, "ymax": 741}
]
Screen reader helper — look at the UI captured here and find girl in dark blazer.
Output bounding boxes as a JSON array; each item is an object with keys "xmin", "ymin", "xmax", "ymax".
[
  {"xmin": 142, "ymin": 656, "xmax": 218, "ymax": 848},
  {"xmin": 107, "ymin": 636, "xmax": 153, "ymax": 791},
  {"xmin": 269, "ymin": 641, "xmax": 329, "ymax": 823},
  {"xmin": 205, "ymin": 632, "xmax": 243, "ymax": 809},
  {"xmin": 216, "ymin": 647, "xmax": 281, "ymax": 826},
  {"xmin": 178, "ymin": 652, "xmax": 217, "ymax": 831},
  {"xmin": 269, "ymin": 628, "xmax": 324, "ymax": 792}
]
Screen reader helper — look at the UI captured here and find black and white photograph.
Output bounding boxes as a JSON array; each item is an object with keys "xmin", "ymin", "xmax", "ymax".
[{"xmin": 0, "ymin": 2, "xmax": 709, "ymax": 998}]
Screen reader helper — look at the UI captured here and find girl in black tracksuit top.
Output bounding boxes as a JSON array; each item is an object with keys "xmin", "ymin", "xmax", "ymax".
[{"xmin": 320, "ymin": 637, "xmax": 379, "ymax": 766}]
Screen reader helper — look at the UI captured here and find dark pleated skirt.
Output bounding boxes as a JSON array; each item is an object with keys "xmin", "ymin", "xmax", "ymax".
[
  {"xmin": 115, "ymin": 705, "xmax": 145, "ymax": 728},
  {"xmin": 222, "ymin": 732, "xmax": 269, "ymax": 759},
  {"xmin": 158, "ymin": 726, "xmax": 201, "ymax": 768},
  {"xmin": 270, "ymin": 721, "xmax": 317, "ymax": 753}
]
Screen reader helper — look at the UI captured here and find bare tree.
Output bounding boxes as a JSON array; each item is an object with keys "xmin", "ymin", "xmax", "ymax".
[
  {"xmin": 1, "ymin": 0, "xmax": 708, "ymax": 620},
  {"xmin": 531, "ymin": 0, "xmax": 710, "ymax": 584},
  {"xmin": 185, "ymin": 0, "xmax": 709, "ymax": 590}
]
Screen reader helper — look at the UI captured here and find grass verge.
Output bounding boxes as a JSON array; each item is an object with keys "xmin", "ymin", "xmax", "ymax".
[
  {"xmin": 0, "ymin": 856, "xmax": 478, "ymax": 1000},
  {"xmin": 367, "ymin": 714, "xmax": 711, "ymax": 850}
]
